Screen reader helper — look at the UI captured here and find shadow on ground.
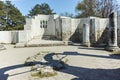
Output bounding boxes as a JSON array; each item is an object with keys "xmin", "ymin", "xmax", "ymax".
[
  {"xmin": 0, "ymin": 52, "xmax": 120, "ymax": 80},
  {"xmin": 78, "ymin": 46, "xmax": 106, "ymax": 51}
]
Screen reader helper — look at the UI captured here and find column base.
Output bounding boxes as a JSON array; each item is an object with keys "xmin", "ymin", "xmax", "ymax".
[
  {"xmin": 82, "ymin": 42, "xmax": 90, "ymax": 47},
  {"xmin": 105, "ymin": 46, "xmax": 119, "ymax": 51}
]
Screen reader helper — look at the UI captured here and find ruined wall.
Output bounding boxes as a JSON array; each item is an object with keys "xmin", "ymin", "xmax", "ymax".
[
  {"xmin": 0, "ymin": 31, "xmax": 23, "ymax": 44},
  {"xmin": 70, "ymin": 19, "xmax": 81, "ymax": 42},
  {"xmin": 22, "ymin": 15, "xmax": 120, "ymax": 46},
  {"xmin": 61, "ymin": 17, "xmax": 90, "ymax": 43},
  {"xmin": 98, "ymin": 18, "xmax": 109, "ymax": 44},
  {"xmin": 70, "ymin": 18, "xmax": 90, "ymax": 43},
  {"xmin": 18, "ymin": 30, "xmax": 31, "ymax": 43},
  {"xmin": 117, "ymin": 17, "xmax": 120, "ymax": 46},
  {"xmin": 32, "ymin": 15, "xmax": 49, "ymax": 39},
  {"xmin": 89, "ymin": 17, "xmax": 109, "ymax": 46},
  {"xmin": 55, "ymin": 16, "xmax": 62, "ymax": 40},
  {"xmin": 45, "ymin": 15, "xmax": 56, "ymax": 36},
  {"xmin": 24, "ymin": 15, "xmax": 57, "ymax": 40},
  {"xmin": 61, "ymin": 17, "xmax": 72, "ymax": 41}
]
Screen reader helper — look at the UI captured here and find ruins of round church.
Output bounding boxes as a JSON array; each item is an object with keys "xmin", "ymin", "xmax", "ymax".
[{"xmin": 0, "ymin": 12, "xmax": 120, "ymax": 50}]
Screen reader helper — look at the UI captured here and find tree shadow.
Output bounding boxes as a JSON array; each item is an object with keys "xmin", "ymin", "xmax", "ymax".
[{"xmin": 0, "ymin": 52, "xmax": 120, "ymax": 80}]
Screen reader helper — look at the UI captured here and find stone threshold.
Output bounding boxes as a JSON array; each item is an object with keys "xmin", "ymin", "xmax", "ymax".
[{"xmin": 14, "ymin": 42, "xmax": 67, "ymax": 48}]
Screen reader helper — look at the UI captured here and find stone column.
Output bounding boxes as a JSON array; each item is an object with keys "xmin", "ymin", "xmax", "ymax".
[
  {"xmin": 83, "ymin": 24, "xmax": 90, "ymax": 47},
  {"xmin": 106, "ymin": 12, "xmax": 119, "ymax": 51}
]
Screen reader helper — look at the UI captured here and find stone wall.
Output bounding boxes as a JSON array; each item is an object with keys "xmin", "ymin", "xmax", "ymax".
[
  {"xmin": 61, "ymin": 17, "xmax": 72, "ymax": 41},
  {"xmin": 70, "ymin": 19, "xmax": 81, "ymax": 42},
  {"xmin": 89, "ymin": 17, "xmax": 109, "ymax": 46},
  {"xmin": 18, "ymin": 30, "xmax": 31, "ymax": 43},
  {"xmin": 118, "ymin": 29, "xmax": 120, "ymax": 46},
  {"xmin": 60, "ymin": 17, "xmax": 90, "ymax": 43},
  {"xmin": 0, "ymin": 31, "xmax": 18, "ymax": 44},
  {"xmin": 117, "ymin": 17, "xmax": 120, "ymax": 46},
  {"xmin": 0, "ymin": 30, "xmax": 32, "ymax": 44},
  {"xmin": 24, "ymin": 15, "xmax": 56, "ymax": 40},
  {"xmin": 55, "ymin": 16, "xmax": 62, "ymax": 40},
  {"xmin": 0, "ymin": 14, "xmax": 120, "ymax": 45}
]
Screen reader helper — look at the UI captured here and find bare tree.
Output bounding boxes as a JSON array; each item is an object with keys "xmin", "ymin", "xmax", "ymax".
[
  {"xmin": 60, "ymin": 12, "xmax": 74, "ymax": 18},
  {"xmin": 96, "ymin": 0, "xmax": 119, "ymax": 18},
  {"xmin": 75, "ymin": 0, "xmax": 96, "ymax": 18},
  {"xmin": 76, "ymin": 0, "xmax": 120, "ymax": 18}
]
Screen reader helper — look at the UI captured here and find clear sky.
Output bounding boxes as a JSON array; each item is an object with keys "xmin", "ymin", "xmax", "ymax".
[{"xmin": 10, "ymin": 0, "xmax": 81, "ymax": 16}]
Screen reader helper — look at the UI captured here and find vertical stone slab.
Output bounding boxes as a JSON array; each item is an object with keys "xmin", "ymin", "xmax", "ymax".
[
  {"xmin": 55, "ymin": 16, "xmax": 62, "ymax": 40},
  {"xmin": 106, "ymin": 12, "xmax": 119, "ymax": 51},
  {"xmin": 90, "ymin": 19, "xmax": 97, "ymax": 45},
  {"xmin": 61, "ymin": 18, "xmax": 72, "ymax": 41},
  {"xmin": 83, "ymin": 24, "xmax": 90, "ymax": 47}
]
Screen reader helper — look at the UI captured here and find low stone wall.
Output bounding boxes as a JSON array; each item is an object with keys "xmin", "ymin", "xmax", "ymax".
[
  {"xmin": 0, "ymin": 31, "xmax": 18, "ymax": 44},
  {"xmin": 18, "ymin": 30, "xmax": 32, "ymax": 43},
  {"xmin": 0, "ymin": 30, "xmax": 32, "ymax": 44}
]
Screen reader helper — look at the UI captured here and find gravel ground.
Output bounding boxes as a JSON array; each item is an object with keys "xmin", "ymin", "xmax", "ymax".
[{"xmin": 0, "ymin": 45, "xmax": 120, "ymax": 80}]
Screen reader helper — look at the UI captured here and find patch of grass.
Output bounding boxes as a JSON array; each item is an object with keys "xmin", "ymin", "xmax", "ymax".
[
  {"xmin": 26, "ymin": 57, "xmax": 31, "ymax": 60},
  {"xmin": 31, "ymin": 66, "xmax": 36, "ymax": 71},
  {"xmin": 41, "ymin": 51, "xmax": 50, "ymax": 53},
  {"xmin": 31, "ymin": 70, "xmax": 57, "ymax": 78},
  {"xmin": 36, "ymin": 52, "xmax": 41, "ymax": 55},
  {"xmin": 24, "ymin": 56, "xmax": 35, "ymax": 66},
  {"xmin": 64, "ymin": 58, "xmax": 69, "ymax": 63}
]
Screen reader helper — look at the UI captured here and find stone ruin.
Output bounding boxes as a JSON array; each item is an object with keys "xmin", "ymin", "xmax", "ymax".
[
  {"xmin": 106, "ymin": 12, "xmax": 119, "ymax": 51},
  {"xmin": 0, "ymin": 13, "xmax": 120, "ymax": 50}
]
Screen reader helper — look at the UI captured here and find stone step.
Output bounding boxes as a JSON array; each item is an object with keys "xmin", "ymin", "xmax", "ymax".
[
  {"xmin": 42, "ymin": 36, "xmax": 57, "ymax": 40},
  {"xmin": 14, "ymin": 41, "xmax": 68, "ymax": 48},
  {"xmin": 33, "ymin": 36, "xmax": 42, "ymax": 39},
  {"xmin": 14, "ymin": 43, "xmax": 26, "ymax": 48},
  {"xmin": 25, "ymin": 43, "xmax": 66, "ymax": 47}
]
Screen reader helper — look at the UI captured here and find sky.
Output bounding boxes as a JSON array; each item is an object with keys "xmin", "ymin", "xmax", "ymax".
[{"xmin": 9, "ymin": 0, "xmax": 81, "ymax": 16}]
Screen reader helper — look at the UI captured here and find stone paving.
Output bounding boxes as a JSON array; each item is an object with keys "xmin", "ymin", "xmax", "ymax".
[{"xmin": 0, "ymin": 45, "xmax": 120, "ymax": 80}]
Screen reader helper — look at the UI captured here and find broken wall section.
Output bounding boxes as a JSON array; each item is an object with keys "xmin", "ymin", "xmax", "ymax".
[
  {"xmin": 89, "ymin": 17, "xmax": 109, "ymax": 46},
  {"xmin": 117, "ymin": 17, "xmax": 120, "ymax": 46},
  {"xmin": 61, "ymin": 17, "xmax": 90, "ymax": 43}
]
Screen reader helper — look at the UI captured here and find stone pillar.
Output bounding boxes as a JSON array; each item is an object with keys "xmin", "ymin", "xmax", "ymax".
[
  {"xmin": 106, "ymin": 12, "xmax": 119, "ymax": 51},
  {"xmin": 83, "ymin": 24, "xmax": 90, "ymax": 47}
]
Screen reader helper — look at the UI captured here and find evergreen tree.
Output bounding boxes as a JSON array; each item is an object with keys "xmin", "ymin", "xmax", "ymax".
[
  {"xmin": 0, "ymin": 1, "xmax": 25, "ymax": 30},
  {"xmin": 0, "ymin": 1, "xmax": 6, "ymax": 29},
  {"xmin": 60, "ymin": 12, "xmax": 74, "ymax": 18},
  {"xmin": 28, "ymin": 3, "xmax": 54, "ymax": 17}
]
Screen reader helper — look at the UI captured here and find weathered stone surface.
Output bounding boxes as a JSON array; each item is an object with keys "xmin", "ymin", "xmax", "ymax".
[
  {"xmin": 0, "ymin": 44, "xmax": 5, "ymax": 50},
  {"xmin": 118, "ymin": 29, "xmax": 120, "ymax": 46},
  {"xmin": 106, "ymin": 12, "xmax": 119, "ymax": 51},
  {"xmin": 40, "ymin": 66, "xmax": 54, "ymax": 74},
  {"xmin": 82, "ymin": 24, "xmax": 90, "ymax": 47},
  {"xmin": 31, "ymin": 65, "xmax": 57, "ymax": 78}
]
